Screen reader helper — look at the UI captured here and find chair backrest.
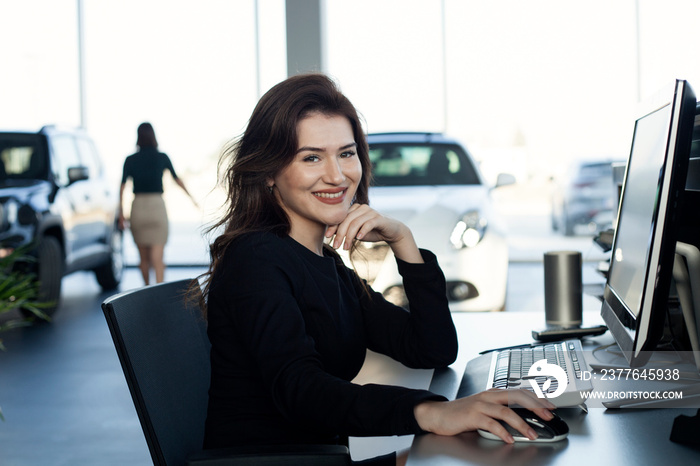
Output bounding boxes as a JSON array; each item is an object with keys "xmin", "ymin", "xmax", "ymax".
[{"xmin": 102, "ymin": 279, "xmax": 210, "ymax": 466}]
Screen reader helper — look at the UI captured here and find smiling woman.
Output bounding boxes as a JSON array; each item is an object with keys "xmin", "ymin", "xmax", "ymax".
[
  {"xmin": 268, "ymin": 113, "xmax": 363, "ymax": 254},
  {"xmin": 194, "ymin": 73, "xmax": 555, "ymax": 465}
]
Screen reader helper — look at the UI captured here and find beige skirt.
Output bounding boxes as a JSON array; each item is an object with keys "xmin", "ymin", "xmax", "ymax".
[{"xmin": 130, "ymin": 194, "xmax": 169, "ymax": 246}]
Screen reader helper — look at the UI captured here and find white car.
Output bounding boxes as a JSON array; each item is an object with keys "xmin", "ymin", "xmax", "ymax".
[{"xmin": 347, "ymin": 132, "xmax": 514, "ymax": 312}]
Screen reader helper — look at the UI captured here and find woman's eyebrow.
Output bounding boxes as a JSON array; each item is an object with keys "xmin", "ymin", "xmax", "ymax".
[
  {"xmin": 296, "ymin": 142, "xmax": 357, "ymax": 154},
  {"xmin": 296, "ymin": 145, "xmax": 324, "ymax": 154}
]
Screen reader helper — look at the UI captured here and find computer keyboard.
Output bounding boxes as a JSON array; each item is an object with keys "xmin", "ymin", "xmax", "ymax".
[{"xmin": 484, "ymin": 339, "xmax": 593, "ymax": 407}]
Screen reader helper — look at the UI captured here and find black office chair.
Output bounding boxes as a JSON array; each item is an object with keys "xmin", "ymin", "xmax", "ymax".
[{"xmin": 102, "ymin": 279, "xmax": 351, "ymax": 466}]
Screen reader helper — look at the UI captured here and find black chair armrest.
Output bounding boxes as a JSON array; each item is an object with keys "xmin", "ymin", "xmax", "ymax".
[{"xmin": 186, "ymin": 444, "xmax": 351, "ymax": 466}]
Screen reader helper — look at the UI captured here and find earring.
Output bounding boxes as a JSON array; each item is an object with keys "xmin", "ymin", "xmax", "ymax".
[{"xmin": 267, "ymin": 185, "xmax": 274, "ymax": 194}]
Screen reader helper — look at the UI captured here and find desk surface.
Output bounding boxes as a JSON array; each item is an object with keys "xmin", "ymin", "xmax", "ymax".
[
  {"xmin": 405, "ymin": 311, "xmax": 700, "ymax": 465},
  {"xmin": 351, "ymin": 311, "xmax": 700, "ymax": 464}
]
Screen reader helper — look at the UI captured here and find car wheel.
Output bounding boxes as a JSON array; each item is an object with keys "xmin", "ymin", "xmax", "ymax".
[
  {"xmin": 551, "ymin": 201, "xmax": 560, "ymax": 232},
  {"xmin": 34, "ymin": 236, "xmax": 63, "ymax": 317},
  {"xmin": 561, "ymin": 206, "xmax": 575, "ymax": 236},
  {"xmin": 94, "ymin": 228, "xmax": 124, "ymax": 291}
]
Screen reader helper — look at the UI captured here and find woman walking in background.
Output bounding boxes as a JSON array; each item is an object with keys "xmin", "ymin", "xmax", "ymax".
[{"xmin": 119, "ymin": 122, "xmax": 197, "ymax": 285}]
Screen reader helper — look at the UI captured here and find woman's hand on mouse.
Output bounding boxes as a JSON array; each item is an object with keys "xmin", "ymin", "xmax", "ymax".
[
  {"xmin": 325, "ymin": 203, "xmax": 423, "ymax": 263},
  {"xmin": 413, "ymin": 388, "xmax": 557, "ymax": 444}
]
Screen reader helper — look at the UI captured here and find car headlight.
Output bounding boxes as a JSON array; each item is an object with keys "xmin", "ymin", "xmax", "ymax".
[
  {"xmin": 449, "ymin": 210, "xmax": 487, "ymax": 248},
  {"xmin": 0, "ymin": 199, "xmax": 18, "ymax": 232},
  {"xmin": 6, "ymin": 200, "xmax": 17, "ymax": 223}
]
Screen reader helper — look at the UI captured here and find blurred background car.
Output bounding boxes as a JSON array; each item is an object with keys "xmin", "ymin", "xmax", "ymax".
[
  {"xmin": 0, "ymin": 126, "xmax": 123, "ymax": 316},
  {"xmin": 550, "ymin": 158, "xmax": 625, "ymax": 236},
  {"xmin": 345, "ymin": 132, "xmax": 515, "ymax": 312}
]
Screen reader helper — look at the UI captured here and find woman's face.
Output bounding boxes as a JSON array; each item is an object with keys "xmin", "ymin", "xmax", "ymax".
[{"xmin": 271, "ymin": 112, "xmax": 362, "ymax": 243}]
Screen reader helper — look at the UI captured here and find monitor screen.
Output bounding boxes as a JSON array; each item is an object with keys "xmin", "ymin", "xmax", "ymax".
[{"xmin": 601, "ymin": 79, "xmax": 696, "ymax": 367}]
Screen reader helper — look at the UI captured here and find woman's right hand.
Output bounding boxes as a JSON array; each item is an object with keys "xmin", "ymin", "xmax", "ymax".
[
  {"xmin": 325, "ymin": 203, "xmax": 424, "ymax": 264},
  {"xmin": 413, "ymin": 389, "xmax": 557, "ymax": 444}
]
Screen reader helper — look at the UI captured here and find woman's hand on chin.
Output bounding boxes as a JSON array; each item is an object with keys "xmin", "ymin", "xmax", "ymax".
[{"xmin": 325, "ymin": 204, "xmax": 423, "ymax": 263}]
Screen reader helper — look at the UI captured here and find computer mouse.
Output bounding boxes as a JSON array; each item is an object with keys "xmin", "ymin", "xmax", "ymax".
[{"xmin": 477, "ymin": 408, "xmax": 569, "ymax": 443}]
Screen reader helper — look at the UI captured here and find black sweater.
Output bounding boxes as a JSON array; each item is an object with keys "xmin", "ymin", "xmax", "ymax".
[{"xmin": 203, "ymin": 232, "xmax": 458, "ymax": 449}]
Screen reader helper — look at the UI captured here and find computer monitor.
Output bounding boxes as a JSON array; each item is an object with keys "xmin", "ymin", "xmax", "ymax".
[{"xmin": 601, "ymin": 79, "xmax": 696, "ymax": 368}]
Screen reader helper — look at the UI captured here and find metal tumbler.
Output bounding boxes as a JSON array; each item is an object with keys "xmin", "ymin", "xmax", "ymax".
[{"xmin": 544, "ymin": 250, "xmax": 583, "ymax": 327}]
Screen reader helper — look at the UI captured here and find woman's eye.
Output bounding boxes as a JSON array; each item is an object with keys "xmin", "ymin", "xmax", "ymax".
[
  {"xmin": 303, "ymin": 155, "xmax": 320, "ymax": 162},
  {"xmin": 340, "ymin": 150, "xmax": 356, "ymax": 158}
]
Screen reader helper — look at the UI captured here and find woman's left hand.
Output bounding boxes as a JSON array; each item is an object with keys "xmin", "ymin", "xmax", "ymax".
[{"xmin": 326, "ymin": 204, "xmax": 423, "ymax": 263}]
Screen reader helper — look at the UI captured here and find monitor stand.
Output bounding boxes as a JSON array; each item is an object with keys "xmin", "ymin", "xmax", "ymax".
[
  {"xmin": 673, "ymin": 241, "xmax": 700, "ymax": 372},
  {"xmin": 602, "ymin": 242, "xmax": 700, "ymax": 408}
]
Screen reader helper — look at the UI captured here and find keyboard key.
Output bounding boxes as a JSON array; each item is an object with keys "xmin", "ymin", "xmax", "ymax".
[{"xmin": 486, "ymin": 339, "xmax": 593, "ymax": 406}]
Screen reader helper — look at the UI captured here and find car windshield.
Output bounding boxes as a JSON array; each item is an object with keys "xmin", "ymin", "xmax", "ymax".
[
  {"xmin": 369, "ymin": 143, "xmax": 480, "ymax": 187},
  {"xmin": 576, "ymin": 162, "xmax": 614, "ymax": 179},
  {"xmin": 0, "ymin": 134, "xmax": 49, "ymax": 182}
]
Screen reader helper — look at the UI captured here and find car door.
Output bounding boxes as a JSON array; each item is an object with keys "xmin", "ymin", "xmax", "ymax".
[
  {"xmin": 48, "ymin": 133, "xmax": 94, "ymax": 264},
  {"xmin": 75, "ymin": 135, "xmax": 114, "ymax": 245}
]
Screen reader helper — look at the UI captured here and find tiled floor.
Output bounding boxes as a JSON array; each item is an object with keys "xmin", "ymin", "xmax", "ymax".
[{"xmin": 0, "ymin": 266, "xmax": 206, "ymax": 466}]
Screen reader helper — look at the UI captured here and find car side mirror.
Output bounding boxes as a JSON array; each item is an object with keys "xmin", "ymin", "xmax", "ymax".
[
  {"xmin": 494, "ymin": 173, "xmax": 516, "ymax": 188},
  {"xmin": 67, "ymin": 166, "xmax": 89, "ymax": 184}
]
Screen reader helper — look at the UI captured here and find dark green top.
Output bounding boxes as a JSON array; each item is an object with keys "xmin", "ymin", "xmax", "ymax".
[{"xmin": 121, "ymin": 147, "xmax": 178, "ymax": 194}]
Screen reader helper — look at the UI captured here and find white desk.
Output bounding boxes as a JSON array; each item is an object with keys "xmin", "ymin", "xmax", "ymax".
[{"xmin": 352, "ymin": 311, "xmax": 700, "ymax": 464}]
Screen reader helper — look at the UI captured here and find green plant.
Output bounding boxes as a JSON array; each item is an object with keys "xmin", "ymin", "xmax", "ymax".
[{"xmin": 0, "ymin": 245, "xmax": 52, "ymax": 420}]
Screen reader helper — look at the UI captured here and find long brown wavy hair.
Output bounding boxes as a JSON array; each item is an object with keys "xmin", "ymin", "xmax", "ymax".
[{"xmin": 195, "ymin": 73, "xmax": 372, "ymax": 315}]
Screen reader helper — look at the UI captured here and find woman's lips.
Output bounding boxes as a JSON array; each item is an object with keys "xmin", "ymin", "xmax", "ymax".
[{"xmin": 313, "ymin": 189, "xmax": 346, "ymax": 204}]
